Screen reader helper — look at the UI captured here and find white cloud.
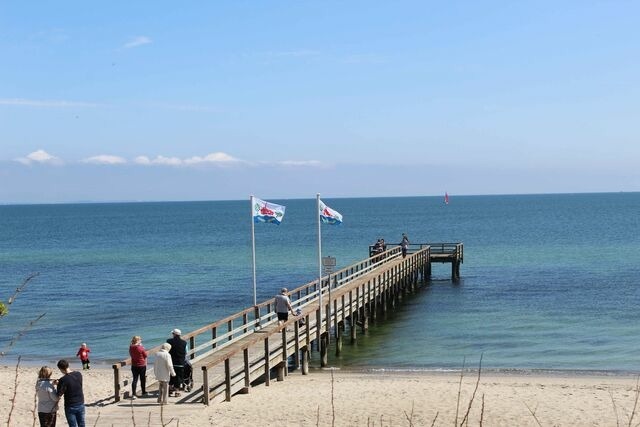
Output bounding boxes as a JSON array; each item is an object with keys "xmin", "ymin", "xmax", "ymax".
[
  {"xmin": 123, "ymin": 36, "xmax": 152, "ymax": 49},
  {"xmin": 134, "ymin": 152, "xmax": 240, "ymax": 167},
  {"xmin": 0, "ymin": 98, "xmax": 101, "ymax": 108},
  {"xmin": 82, "ymin": 155, "xmax": 127, "ymax": 165},
  {"xmin": 14, "ymin": 150, "xmax": 63, "ymax": 165},
  {"xmin": 184, "ymin": 152, "xmax": 239, "ymax": 165},
  {"xmin": 134, "ymin": 155, "xmax": 183, "ymax": 166}
]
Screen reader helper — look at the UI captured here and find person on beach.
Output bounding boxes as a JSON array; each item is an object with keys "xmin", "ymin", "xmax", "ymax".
[
  {"xmin": 167, "ymin": 328, "xmax": 187, "ymax": 397},
  {"xmin": 400, "ymin": 233, "xmax": 410, "ymax": 258},
  {"xmin": 128, "ymin": 335, "xmax": 148, "ymax": 399},
  {"xmin": 36, "ymin": 366, "xmax": 60, "ymax": 427},
  {"xmin": 75, "ymin": 343, "xmax": 90, "ymax": 370},
  {"xmin": 275, "ymin": 287, "xmax": 294, "ymax": 326},
  {"xmin": 56, "ymin": 359, "xmax": 85, "ymax": 427},
  {"xmin": 154, "ymin": 342, "xmax": 176, "ymax": 404}
]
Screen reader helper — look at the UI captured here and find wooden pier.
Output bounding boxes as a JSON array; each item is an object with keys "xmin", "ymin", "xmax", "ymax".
[{"xmin": 97, "ymin": 242, "xmax": 462, "ymax": 424}]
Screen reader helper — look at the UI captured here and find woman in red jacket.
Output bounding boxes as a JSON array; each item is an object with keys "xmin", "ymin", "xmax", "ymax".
[{"xmin": 128, "ymin": 336, "xmax": 148, "ymax": 399}]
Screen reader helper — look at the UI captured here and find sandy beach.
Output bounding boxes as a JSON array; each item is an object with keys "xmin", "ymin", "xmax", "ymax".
[{"xmin": 2, "ymin": 363, "xmax": 639, "ymax": 426}]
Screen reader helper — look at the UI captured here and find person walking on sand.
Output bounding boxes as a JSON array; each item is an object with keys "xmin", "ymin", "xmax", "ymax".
[
  {"xmin": 56, "ymin": 359, "xmax": 85, "ymax": 427},
  {"xmin": 128, "ymin": 335, "xmax": 148, "ymax": 399},
  {"xmin": 167, "ymin": 329, "xmax": 187, "ymax": 397},
  {"xmin": 36, "ymin": 366, "xmax": 59, "ymax": 427},
  {"xmin": 154, "ymin": 343, "xmax": 176, "ymax": 404},
  {"xmin": 275, "ymin": 287, "xmax": 294, "ymax": 326},
  {"xmin": 75, "ymin": 343, "xmax": 90, "ymax": 370},
  {"xmin": 401, "ymin": 233, "xmax": 410, "ymax": 258}
]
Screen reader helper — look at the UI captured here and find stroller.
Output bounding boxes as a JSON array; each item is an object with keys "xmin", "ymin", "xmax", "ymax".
[{"xmin": 181, "ymin": 359, "xmax": 193, "ymax": 392}]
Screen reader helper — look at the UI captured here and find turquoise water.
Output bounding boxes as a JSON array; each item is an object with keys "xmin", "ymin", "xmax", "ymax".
[{"xmin": 1, "ymin": 193, "xmax": 639, "ymax": 372}]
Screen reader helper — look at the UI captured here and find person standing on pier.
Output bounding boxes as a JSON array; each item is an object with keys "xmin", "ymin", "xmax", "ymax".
[
  {"xmin": 167, "ymin": 329, "xmax": 187, "ymax": 397},
  {"xmin": 275, "ymin": 287, "xmax": 294, "ymax": 326},
  {"xmin": 401, "ymin": 233, "xmax": 410, "ymax": 258}
]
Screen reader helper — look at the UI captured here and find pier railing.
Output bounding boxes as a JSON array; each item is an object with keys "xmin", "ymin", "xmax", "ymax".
[{"xmin": 112, "ymin": 245, "xmax": 406, "ymax": 401}]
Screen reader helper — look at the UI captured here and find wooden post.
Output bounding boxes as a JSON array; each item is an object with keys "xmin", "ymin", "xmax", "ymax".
[
  {"xmin": 277, "ymin": 362, "xmax": 285, "ymax": 381},
  {"xmin": 264, "ymin": 337, "xmax": 270, "ymax": 386},
  {"xmin": 301, "ymin": 347, "xmax": 309, "ymax": 375},
  {"xmin": 361, "ymin": 306, "xmax": 369, "ymax": 333},
  {"xmin": 224, "ymin": 358, "xmax": 232, "ymax": 402},
  {"xmin": 254, "ymin": 305, "xmax": 261, "ymax": 328},
  {"xmin": 212, "ymin": 326, "xmax": 217, "ymax": 350},
  {"xmin": 189, "ymin": 336, "xmax": 196, "ymax": 360},
  {"xmin": 228, "ymin": 319, "xmax": 233, "ymax": 342},
  {"xmin": 281, "ymin": 327, "xmax": 288, "ymax": 377},
  {"xmin": 372, "ymin": 276, "xmax": 378, "ymax": 322},
  {"xmin": 202, "ymin": 366, "xmax": 210, "ymax": 405},
  {"xmin": 294, "ymin": 321, "xmax": 300, "ymax": 369},
  {"xmin": 335, "ymin": 327, "xmax": 343, "ymax": 356},
  {"xmin": 112, "ymin": 364, "xmax": 121, "ymax": 402},
  {"xmin": 242, "ymin": 348, "xmax": 250, "ymax": 393},
  {"xmin": 305, "ymin": 314, "xmax": 311, "ymax": 350},
  {"xmin": 333, "ymin": 300, "xmax": 339, "ymax": 339},
  {"xmin": 320, "ymin": 333, "xmax": 328, "ymax": 367},
  {"xmin": 316, "ymin": 308, "xmax": 322, "ymax": 352}
]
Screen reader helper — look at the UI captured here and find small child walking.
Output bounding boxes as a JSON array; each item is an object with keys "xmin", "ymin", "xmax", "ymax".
[{"xmin": 76, "ymin": 342, "xmax": 91, "ymax": 370}]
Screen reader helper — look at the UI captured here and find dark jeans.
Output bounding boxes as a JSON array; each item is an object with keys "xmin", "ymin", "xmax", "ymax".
[
  {"xmin": 64, "ymin": 404, "xmax": 85, "ymax": 427},
  {"xmin": 170, "ymin": 365, "xmax": 184, "ymax": 390},
  {"xmin": 131, "ymin": 365, "xmax": 146, "ymax": 395},
  {"xmin": 38, "ymin": 411, "xmax": 57, "ymax": 427}
]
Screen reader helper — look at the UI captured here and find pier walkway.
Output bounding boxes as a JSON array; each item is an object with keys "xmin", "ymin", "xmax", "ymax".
[{"xmin": 89, "ymin": 242, "xmax": 462, "ymax": 425}]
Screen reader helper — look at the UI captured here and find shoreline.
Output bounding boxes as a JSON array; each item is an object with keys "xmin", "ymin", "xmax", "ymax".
[{"xmin": 4, "ymin": 357, "xmax": 640, "ymax": 378}]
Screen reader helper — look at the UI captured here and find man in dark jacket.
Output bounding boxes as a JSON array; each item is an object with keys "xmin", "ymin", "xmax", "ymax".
[
  {"xmin": 56, "ymin": 359, "xmax": 85, "ymax": 427},
  {"xmin": 166, "ymin": 328, "xmax": 187, "ymax": 396}
]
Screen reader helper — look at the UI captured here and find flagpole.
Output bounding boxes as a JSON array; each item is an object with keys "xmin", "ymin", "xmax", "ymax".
[
  {"xmin": 316, "ymin": 193, "xmax": 323, "ymax": 337},
  {"xmin": 250, "ymin": 195, "xmax": 257, "ymax": 307}
]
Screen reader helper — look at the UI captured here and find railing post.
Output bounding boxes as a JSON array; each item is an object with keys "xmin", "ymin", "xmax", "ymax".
[
  {"xmin": 189, "ymin": 336, "xmax": 196, "ymax": 360},
  {"xmin": 280, "ymin": 327, "xmax": 288, "ymax": 379},
  {"xmin": 212, "ymin": 327, "xmax": 217, "ymax": 350},
  {"xmin": 264, "ymin": 336, "xmax": 270, "ymax": 386},
  {"xmin": 228, "ymin": 320, "xmax": 233, "ymax": 342},
  {"xmin": 243, "ymin": 348, "xmax": 251, "ymax": 392},
  {"xmin": 294, "ymin": 321, "xmax": 300, "ymax": 369},
  {"xmin": 112, "ymin": 364, "xmax": 121, "ymax": 402},
  {"xmin": 224, "ymin": 358, "xmax": 232, "ymax": 401},
  {"xmin": 202, "ymin": 366, "xmax": 210, "ymax": 405},
  {"xmin": 254, "ymin": 305, "xmax": 261, "ymax": 328}
]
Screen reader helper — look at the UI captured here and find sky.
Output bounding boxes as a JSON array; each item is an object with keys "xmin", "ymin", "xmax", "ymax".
[{"xmin": 1, "ymin": 1, "xmax": 639, "ymax": 203}]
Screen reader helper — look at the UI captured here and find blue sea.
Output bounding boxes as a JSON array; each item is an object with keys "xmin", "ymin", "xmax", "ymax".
[{"xmin": 1, "ymin": 193, "xmax": 639, "ymax": 373}]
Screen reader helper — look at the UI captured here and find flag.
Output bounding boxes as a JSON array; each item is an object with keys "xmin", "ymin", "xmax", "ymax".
[
  {"xmin": 251, "ymin": 196, "xmax": 286, "ymax": 224},
  {"xmin": 319, "ymin": 199, "xmax": 343, "ymax": 225}
]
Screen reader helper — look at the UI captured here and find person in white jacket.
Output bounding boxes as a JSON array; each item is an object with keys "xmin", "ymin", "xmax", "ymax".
[
  {"xmin": 35, "ymin": 366, "xmax": 59, "ymax": 427},
  {"xmin": 154, "ymin": 343, "xmax": 176, "ymax": 404}
]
